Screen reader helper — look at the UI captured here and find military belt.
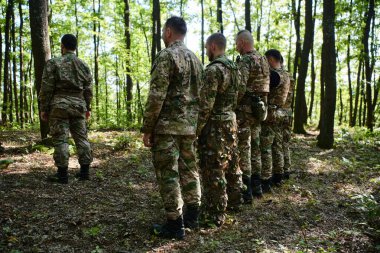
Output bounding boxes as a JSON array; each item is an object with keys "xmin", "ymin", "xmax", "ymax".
[{"xmin": 55, "ymin": 90, "xmax": 84, "ymax": 98}]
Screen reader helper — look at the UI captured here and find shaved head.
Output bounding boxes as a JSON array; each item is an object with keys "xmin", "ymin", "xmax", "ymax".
[
  {"xmin": 206, "ymin": 33, "xmax": 226, "ymax": 50},
  {"xmin": 236, "ymin": 30, "xmax": 254, "ymax": 46}
]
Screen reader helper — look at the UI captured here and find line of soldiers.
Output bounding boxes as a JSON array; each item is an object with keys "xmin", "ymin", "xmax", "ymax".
[
  {"xmin": 141, "ymin": 16, "xmax": 295, "ymax": 240},
  {"xmin": 38, "ymin": 18, "xmax": 295, "ymax": 241}
]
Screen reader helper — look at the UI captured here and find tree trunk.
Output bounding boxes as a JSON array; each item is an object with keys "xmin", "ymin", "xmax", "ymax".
[
  {"xmin": 11, "ymin": 5, "xmax": 19, "ymax": 123},
  {"xmin": 353, "ymin": 58, "xmax": 362, "ymax": 126},
  {"xmin": 294, "ymin": 0, "xmax": 313, "ymax": 134},
  {"xmin": 0, "ymin": 24, "xmax": 2, "ymax": 123},
  {"xmin": 124, "ymin": 0, "xmax": 133, "ymax": 122},
  {"xmin": 339, "ymin": 88, "xmax": 343, "ymax": 125},
  {"xmin": 29, "ymin": 0, "xmax": 51, "ymax": 139},
  {"xmin": 151, "ymin": 0, "xmax": 161, "ymax": 65},
  {"xmin": 93, "ymin": 0, "xmax": 100, "ymax": 122},
  {"xmin": 201, "ymin": 0, "xmax": 205, "ymax": 64},
  {"xmin": 19, "ymin": 0, "xmax": 25, "ymax": 127},
  {"xmin": 217, "ymin": 0, "xmax": 223, "ymax": 33},
  {"xmin": 292, "ymin": 0, "xmax": 302, "ymax": 81},
  {"xmin": 75, "ymin": 0, "xmax": 79, "ymax": 55},
  {"xmin": 2, "ymin": 0, "xmax": 13, "ymax": 124},
  {"xmin": 308, "ymin": 44, "xmax": 315, "ymax": 120},
  {"xmin": 245, "ymin": 0, "xmax": 251, "ymax": 32},
  {"xmin": 317, "ymin": 0, "xmax": 336, "ymax": 149},
  {"xmin": 256, "ymin": 0, "xmax": 263, "ymax": 45},
  {"xmin": 265, "ymin": 0, "xmax": 273, "ymax": 45},
  {"xmin": 363, "ymin": 0, "xmax": 375, "ymax": 131}
]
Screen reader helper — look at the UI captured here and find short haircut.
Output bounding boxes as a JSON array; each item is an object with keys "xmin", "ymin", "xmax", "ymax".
[
  {"xmin": 207, "ymin": 33, "xmax": 226, "ymax": 50},
  {"xmin": 61, "ymin": 34, "xmax": 77, "ymax": 51},
  {"xmin": 265, "ymin": 49, "xmax": 284, "ymax": 63},
  {"xmin": 236, "ymin": 30, "xmax": 254, "ymax": 45},
  {"xmin": 165, "ymin": 16, "xmax": 187, "ymax": 35}
]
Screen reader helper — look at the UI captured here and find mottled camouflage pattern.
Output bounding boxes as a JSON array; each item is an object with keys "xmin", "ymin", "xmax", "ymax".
[
  {"xmin": 141, "ymin": 41, "xmax": 203, "ymax": 135},
  {"xmin": 39, "ymin": 52, "xmax": 93, "ymax": 168},
  {"xmin": 198, "ymin": 55, "xmax": 243, "ymax": 224},
  {"xmin": 266, "ymin": 68, "xmax": 290, "ymax": 123},
  {"xmin": 49, "ymin": 108, "xmax": 92, "ymax": 167},
  {"xmin": 235, "ymin": 50, "xmax": 269, "ymax": 179},
  {"xmin": 199, "ymin": 120, "xmax": 242, "ymax": 225},
  {"xmin": 282, "ymin": 76, "xmax": 295, "ymax": 173},
  {"xmin": 152, "ymin": 135, "xmax": 201, "ymax": 220},
  {"xmin": 39, "ymin": 52, "xmax": 93, "ymax": 112}
]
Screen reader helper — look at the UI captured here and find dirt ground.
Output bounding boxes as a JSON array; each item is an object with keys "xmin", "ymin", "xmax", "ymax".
[{"xmin": 0, "ymin": 129, "xmax": 379, "ymax": 253}]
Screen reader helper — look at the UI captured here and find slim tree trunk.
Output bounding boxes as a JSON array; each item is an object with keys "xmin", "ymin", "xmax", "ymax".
[
  {"xmin": 151, "ymin": 0, "xmax": 161, "ymax": 64},
  {"xmin": 19, "ymin": 1, "xmax": 25, "ymax": 127},
  {"xmin": 245, "ymin": 0, "xmax": 251, "ymax": 32},
  {"xmin": 217, "ymin": 0, "xmax": 223, "ymax": 33},
  {"xmin": 339, "ymin": 88, "xmax": 343, "ymax": 125},
  {"xmin": 292, "ymin": 0, "xmax": 302, "ymax": 81},
  {"xmin": 363, "ymin": 0, "xmax": 375, "ymax": 131},
  {"xmin": 201, "ymin": 0, "xmax": 205, "ymax": 64},
  {"xmin": 294, "ymin": 0, "xmax": 313, "ymax": 134},
  {"xmin": 124, "ymin": 0, "xmax": 133, "ymax": 122},
  {"xmin": 75, "ymin": 0, "xmax": 79, "ymax": 55},
  {"xmin": 309, "ymin": 44, "xmax": 315, "ymax": 119},
  {"xmin": 11, "ymin": 6, "xmax": 19, "ymax": 123},
  {"xmin": 256, "ymin": 0, "xmax": 263, "ymax": 45},
  {"xmin": 353, "ymin": 58, "xmax": 362, "ymax": 125},
  {"xmin": 317, "ymin": 0, "xmax": 336, "ymax": 149},
  {"xmin": 93, "ymin": 0, "xmax": 100, "ymax": 122},
  {"xmin": 29, "ymin": 0, "xmax": 51, "ymax": 139},
  {"xmin": 2, "ymin": 0, "xmax": 13, "ymax": 124}
]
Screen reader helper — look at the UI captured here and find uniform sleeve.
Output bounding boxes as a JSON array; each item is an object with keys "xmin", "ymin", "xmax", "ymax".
[
  {"xmin": 83, "ymin": 63, "xmax": 93, "ymax": 111},
  {"xmin": 196, "ymin": 65, "xmax": 221, "ymax": 135},
  {"xmin": 237, "ymin": 57, "xmax": 250, "ymax": 88},
  {"xmin": 39, "ymin": 60, "xmax": 56, "ymax": 112},
  {"xmin": 236, "ymin": 69, "xmax": 246, "ymax": 104},
  {"xmin": 141, "ymin": 51, "xmax": 173, "ymax": 134}
]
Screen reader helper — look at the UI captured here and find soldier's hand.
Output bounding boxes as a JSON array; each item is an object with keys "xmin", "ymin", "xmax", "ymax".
[
  {"xmin": 143, "ymin": 133, "xmax": 153, "ymax": 147},
  {"xmin": 86, "ymin": 111, "xmax": 91, "ymax": 120},
  {"xmin": 40, "ymin": 112, "xmax": 49, "ymax": 122}
]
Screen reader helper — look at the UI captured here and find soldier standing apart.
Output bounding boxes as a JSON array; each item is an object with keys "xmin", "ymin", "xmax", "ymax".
[
  {"xmin": 197, "ymin": 33, "xmax": 244, "ymax": 227},
  {"xmin": 141, "ymin": 17, "xmax": 203, "ymax": 240},
  {"xmin": 235, "ymin": 30, "xmax": 270, "ymax": 202},
  {"xmin": 262, "ymin": 49, "xmax": 290, "ymax": 187},
  {"xmin": 39, "ymin": 34, "xmax": 93, "ymax": 184},
  {"xmin": 282, "ymin": 77, "xmax": 295, "ymax": 180}
]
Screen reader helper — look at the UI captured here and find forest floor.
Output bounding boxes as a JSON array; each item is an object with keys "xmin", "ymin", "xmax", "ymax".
[{"xmin": 0, "ymin": 128, "xmax": 379, "ymax": 253}]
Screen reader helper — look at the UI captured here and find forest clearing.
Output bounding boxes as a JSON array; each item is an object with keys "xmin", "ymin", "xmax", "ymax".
[{"xmin": 1, "ymin": 128, "xmax": 379, "ymax": 252}]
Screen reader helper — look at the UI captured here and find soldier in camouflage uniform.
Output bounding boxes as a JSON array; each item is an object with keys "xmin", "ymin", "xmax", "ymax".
[
  {"xmin": 141, "ymin": 17, "xmax": 203, "ymax": 239},
  {"xmin": 235, "ymin": 30, "xmax": 270, "ymax": 201},
  {"xmin": 261, "ymin": 49, "xmax": 290, "ymax": 188},
  {"xmin": 282, "ymin": 77, "xmax": 295, "ymax": 180},
  {"xmin": 197, "ymin": 33, "xmax": 244, "ymax": 227},
  {"xmin": 39, "ymin": 34, "xmax": 93, "ymax": 184}
]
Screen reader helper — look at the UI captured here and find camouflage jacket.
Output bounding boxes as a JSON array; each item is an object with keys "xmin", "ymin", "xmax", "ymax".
[
  {"xmin": 268, "ymin": 67, "xmax": 290, "ymax": 107},
  {"xmin": 39, "ymin": 52, "xmax": 93, "ymax": 113},
  {"xmin": 141, "ymin": 40, "xmax": 203, "ymax": 135},
  {"xmin": 283, "ymin": 76, "xmax": 295, "ymax": 109},
  {"xmin": 197, "ymin": 55, "xmax": 245, "ymax": 135}
]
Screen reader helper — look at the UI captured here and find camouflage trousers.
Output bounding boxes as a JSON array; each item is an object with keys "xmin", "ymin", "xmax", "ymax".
[
  {"xmin": 199, "ymin": 119, "xmax": 242, "ymax": 223},
  {"xmin": 152, "ymin": 134, "xmax": 201, "ymax": 220},
  {"xmin": 49, "ymin": 107, "xmax": 92, "ymax": 168},
  {"xmin": 237, "ymin": 112, "xmax": 262, "ymax": 177},
  {"xmin": 260, "ymin": 123, "xmax": 284, "ymax": 180},
  {"xmin": 282, "ymin": 123, "xmax": 292, "ymax": 173}
]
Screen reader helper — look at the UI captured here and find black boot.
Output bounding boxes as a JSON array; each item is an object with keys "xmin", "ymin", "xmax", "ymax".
[
  {"xmin": 262, "ymin": 178, "xmax": 273, "ymax": 194},
  {"xmin": 242, "ymin": 175, "xmax": 253, "ymax": 204},
  {"xmin": 47, "ymin": 167, "xmax": 68, "ymax": 184},
  {"xmin": 75, "ymin": 164, "xmax": 90, "ymax": 180},
  {"xmin": 152, "ymin": 216, "xmax": 185, "ymax": 240},
  {"xmin": 184, "ymin": 204, "xmax": 200, "ymax": 229},
  {"xmin": 272, "ymin": 173, "xmax": 283, "ymax": 187},
  {"xmin": 251, "ymin": 174, "xmax": 263, "ymax": 198}
]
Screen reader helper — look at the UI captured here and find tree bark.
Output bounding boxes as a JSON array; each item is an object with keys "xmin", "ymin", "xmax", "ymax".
[
  {"xmin": 292, "ymin": 0, "xmax": 302, "ymax": 81},
  {"xmin": 11, "ymin": 5, "xmax": 19, "ymax": 123},
  {"xmin": 294, "ymin": 0, "xmax": 313, "ymax": 134},
  {"xmin": 29, "ymin": 0, "xmax": 51, "ymax": 139},
  {"xmin": 201, "ymin": 0, "xmax": 205, "ymax": 64},
  {"xmin": 308, "ymin": 44, "xmax": 315, "ymax": 120},
  {"xmin": 93, "ymin": 0, "xmax": 100, "ymax": 122},
  {"xmin": 2, "ymin": 0, "xmax": 13, "ymax": 124},
  {"xmin": 245, "ymin": 0, "xmax": 251, "ymax": 32},
  {"xmin": 217, "ymin": 0, "xmax": 223, "ymax": 33},
  {"xmin": 151, "ymin": 0, "xmax": 161, "ymax": 65},
  {"xmin": 363, "ymin": 0, "xmax": 375, "ymax": 131},
  {"xmin": 317, "ymin": 0, "xmax": 336, "ymax": 149},
  {"xmin": 124, "ymin": 0, "xmax": 133, "ymax": 122},
  {"xmin": 256, "ymin": 0, "xmax": 263, "ymax": 45},
  {"xmin": 19, "ymin": 0, "xmax": 25, "ymax": 127}
]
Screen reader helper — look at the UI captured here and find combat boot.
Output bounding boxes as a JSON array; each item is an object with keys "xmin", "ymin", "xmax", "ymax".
[
  {"xmin": 184, "ymin": 204, "xmax": 200, "ymax": 229},
  {"xmin": 242, "ymin": 175, "xmax": 253, "ymax": 204},
  {"xmin": 251, "ymin": 174, "xmax": 263, "ymax": 198},
  {"xmin": 261, "ymin": 178, "xmax": 273, "ymax": 194},
  {"xmin": 152, "ymin": 216, "xmax": 185, "ymax": 240},
  {"xmin": 47, "ymin": 166, "xmax": 68, "ymax": 184},
  {"xmin": 75, "ymin": 164, "xmax": 90, "ymax": 180}
]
